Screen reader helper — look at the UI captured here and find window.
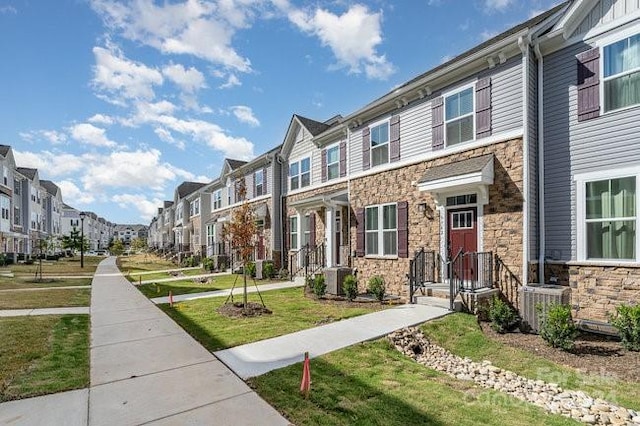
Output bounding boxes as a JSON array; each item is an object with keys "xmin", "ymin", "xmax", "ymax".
[
  {"xmin": 303, "ymin": 214, "xmax": 311, "ymax": 247},
  {"xmin": 289, "ymin": 158, "xmax": 310, "ymax": 190},
  {"xmin": 290, "ymin": 216, "xmax": 298, "ymax": 250},
  {"xmin": 326, "ymin": 145, "xmax": 339, "ymax": 180},
  {"xmin": 212, "ymin": 190, "xmax": 222, "ymax": 210},
  {"xmin": 14, "ymin": 179, "xmax": 21, "ymax": 195},
  {"xmin": 451, "ymin": 211, "xmax": 474, "ymax": 229},
  {"xmin": 255, "ymin": 170, "xmax": 264, "ymax": 197},
  {"xmin": 445, "ymin": 87, "xmax": 474, "ymax": 146},
  {"xmin": 365, "ymin": 204, "xmax": 397, "ymax": 256},
  {"xmin": 14, "ymin": 206, "xmax": 20, "ymax": 226},
  {"xmin": 446, "ymin": 194, "xmax": 477, "ymax": 207},
  {"xmin": 370, "ymin": 122, "xmax": 389, "ymax": 167},
  {"xmin": 190, "ymin": 199, "xmax": 200, "ymax": 216},
  {"xmin": 585, "ymin": 176, "xmax": 636, "ymax": 260},
  {"xmin": 603, "ymin": 34, "xmax": 640, "ymax": 112}
]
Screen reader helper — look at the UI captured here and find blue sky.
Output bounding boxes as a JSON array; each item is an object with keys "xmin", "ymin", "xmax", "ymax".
[{"xmin": 0, "ymin": 0, "xmax": 560, "ymax": 224}]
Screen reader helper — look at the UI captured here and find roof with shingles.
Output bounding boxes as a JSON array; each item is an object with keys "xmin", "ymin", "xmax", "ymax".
[
  {"xmin": 176, "ymin": 181, "xmax": 206, "ymax": 198},
  {"xmin": 40, "ymin": 180, "xmax": 59, "ymax": 195},
  {"xmin": 16, "ymin": 167, "xmax": 37, "ymax": 180},
  {"xmin": 295, "ymin": 115, "xmax": 332, "ymax": 136},
  {"xmin": 418, "ymin": 154, "xmax": 494, "ymax": 184},
  {"xmin": 226, "ymin": 159, "xmax": 248, "ymax": 170},
  {"xmin": 0, "ymin": 145, "xmax": 10, "ymax": 157}
]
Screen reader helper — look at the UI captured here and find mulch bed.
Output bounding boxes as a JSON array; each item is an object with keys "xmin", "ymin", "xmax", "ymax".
[
  {"xmin": 217, "ymin": 302, "xmax": 272, "ymax": 318},
  {"xmin": 302, "ymin": 286, "xmax": 403, "ymax": 308},
  {"xmin": 479, "ymin": 321, "xmax": 640, "ymax": 382}
]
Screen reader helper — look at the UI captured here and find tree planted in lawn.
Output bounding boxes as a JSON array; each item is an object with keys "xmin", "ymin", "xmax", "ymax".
[{"xmin": 223, "ymin": 180, "xmax": 257, "ymax": 311}]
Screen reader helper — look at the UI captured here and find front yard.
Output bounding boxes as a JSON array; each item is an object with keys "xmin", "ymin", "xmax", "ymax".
[
  {"xmin": 160, "ymin": 287, "xmax": 388, "ymax": 351},
  {"xmin": 8, "ymin": 256, "xmax": 100, "ymax": 276},
  {"xmin": 137, "ymin": 273, "xmax": 285, "ymax": 298},
  {"xmin": 0, "ymin": 315, "xmax": 89, "ymax": 401},
  {"xmin": 0, "ymin": 288, "xmax": 91, "ymax": 310}
]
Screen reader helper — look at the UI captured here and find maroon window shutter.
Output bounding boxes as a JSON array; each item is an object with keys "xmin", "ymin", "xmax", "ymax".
[
  {"xmin": 321, "ymin": 148, "xmax": 327, "ymax": 183},
  {"xmin": 309, "ymin": 213, "xmax": 316, "ymax": 247},
  {"xmin": 397, "ymin": 201, "xmax": 408, "ymax": 258},
  {"xmin": 362, "ymin": 128, "xmax": 371, "ymax": 170},
  {"xmin": 431, "ymin": 96, "xmax": 444, "ymax": 150},
  {"xmin": 390, "ymin": 115, "xmax": 400, "ymax": 162},
  {"xmin": 356, "ymin": 208, "xmax": 365, "ymax": 257},
  {"xmin": 263, "ymin": 167, "xmax": 268, "ymax": 195},
  {"xmin": 577, "ymin": 48, "xmax": 600, "ymax": 122},
  {"xmin": 475, "ymin": 77, "xmax": 492, "ymax": 138},
  {"xmin": 339, "ymin": 141, "xmax": 347, "ymax": 177}
]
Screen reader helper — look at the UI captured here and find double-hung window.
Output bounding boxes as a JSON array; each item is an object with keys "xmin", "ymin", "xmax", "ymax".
[
  {"xmin": 290, "ymin": 216, "xmax": 298, "ymax": 250},
  {"xmin": 370, "ymin": 122, "xmax": 389, "ymax": 167},
  {"xmin": 326, "ymin": 145, "xmax": 339, "ymax": 180},
  {"xmin": 255, "ymin": 170, "xmax": 264, "ymax": 196},
  {"xmin": 445, "ymin": 87, "xmax": 474, "ymax": 146},
  {"xmin": 289, "ymin": 158, "xmax": 310, "ymax": 190},
  {"xmin": 212, "ymin": 190, "xmax": 222, "ymax": 210},
  {"xmin": 603, "ymin": 34, "xmax": 640, "ymax": 112},
  {"xmin": 365, "ymin": 204, "xmax": 397, "ymax": 256},
  {"xmin": 584, "ymin": 176, "xmax": 636, "ymax": 260}
]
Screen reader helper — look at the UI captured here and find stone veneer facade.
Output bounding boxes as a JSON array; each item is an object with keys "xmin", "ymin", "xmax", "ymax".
[
  {"xmin": 568, "ymin": 264, "xmax": 640, "ymax": 322},
  {"xmin": 350, "ymin": 138, "xmax": 525, "ymax": 301}
]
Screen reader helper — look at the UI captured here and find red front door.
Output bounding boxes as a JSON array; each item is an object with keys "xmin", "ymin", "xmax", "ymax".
[{"xmin": 448, "ymin": 208, "xmax": 478, "ymax": 280}]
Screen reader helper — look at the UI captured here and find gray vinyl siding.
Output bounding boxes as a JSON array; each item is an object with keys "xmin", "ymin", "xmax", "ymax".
[
  {"xmin": 288, "ymin": 126, "xmax": 320, "ymax": 192},
  {"xmin": 347, "ymin": 57, "xmax": 524, "ymax": 175},
  {"xmin": 271, "ymin": 160, "xmax": 282, "ymax": 254},
  {"xmin": 543, "ymin": 40, "xmax": 640, "ymax": 261},
  {"xmin": 573, "ymin": 0, "xmax": 640, "ymax": 37},
  {"xmin": 527, "ymin": 49, "xmax": 539, "ymax": 261}
]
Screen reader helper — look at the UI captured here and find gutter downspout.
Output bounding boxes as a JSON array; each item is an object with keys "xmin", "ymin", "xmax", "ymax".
[
  {"xmin": 346, "ymin": 126, "xmax": 352, "ymax": 268},
  {"xmin": 275, "ymin": 153, "xmax": 285, "ymax": 269},
  {"xmin": 518, "ymin": 35, "xmax": 530, "ymax": 286},
  {"xmin": 534, "ymin": 43, "xmax": 545, "ymax": 284}
]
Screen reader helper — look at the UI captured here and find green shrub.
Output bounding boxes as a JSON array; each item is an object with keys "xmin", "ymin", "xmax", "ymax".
[
  {"xmin": 181, "ymin": 256, "xmax": 197, "ymax": 267},
  {"xmin": 610, "ymin": 304, "xmax": 640, "ymax": 351},
  {"xmin": 278, "ymin": 268, "xmax": 289, "ymax": 280},
  {"xmin": 537, "ymin": 303, "xmax": 578, "ymax": 351},
  {"xmin": 244, "ymin": 261, "xmax": 256, "ymax": 277},
  {"xmin": 488, "ymin": 296, "xmax": 519, "ymax": 333},
  {"xmin": 262, "ymin": 261, "xmax": 275, "ymax": 279},
  {"xmin": 368, "ymin": 276, "xmax": 386, "ymax": 303},
  {"xmin": 202, "ymin": 257, "xmax": 215, "ymax": 272},
  {"xmin": 312, "ymin": 274, "xmax": 326, "ymax": 298},
  {"xmin": 342, "ymin": 274, "xmax": 358, "ymax": 301}
]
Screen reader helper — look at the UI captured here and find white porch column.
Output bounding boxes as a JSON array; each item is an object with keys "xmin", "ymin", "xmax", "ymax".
[{"xmin": 326, "ymin": 207, "xmax": 334, "ymax": 268}]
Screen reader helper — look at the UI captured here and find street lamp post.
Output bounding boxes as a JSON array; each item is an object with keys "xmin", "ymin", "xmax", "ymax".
[{"xmin": 79, "ymin": 211, "xmax": 86, "ymax": 268}]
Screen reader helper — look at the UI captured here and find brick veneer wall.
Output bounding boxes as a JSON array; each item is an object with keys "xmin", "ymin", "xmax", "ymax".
[
  {"xmin": 569, "ymin": 264, "xmax": 640, "ymax": 322},
  {"xmin": 350, "ymin": 138, "xmax": 525, "ymax": 299}
]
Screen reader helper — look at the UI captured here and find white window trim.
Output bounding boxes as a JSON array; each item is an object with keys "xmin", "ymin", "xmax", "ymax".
[
  {"xmin": 212, "ymin": 189, "xmax": 222, "ymax": 210},
  {"xmin": 368, "ymin": 118, "xmax": 390, "ymax": 168},
  {"xmin": 443, "ymin": 82, "xmax": 476, "ymax": 148},
  {"xmin": 575, "ymin": 166, "xmax": 640, "ymax": 263},
  {"xmin": 255, "ymin": 169, "xmax": 264, "ymax": 197},
  {"xmin": 599, "ymin": 30, "xmax": 640, "ymax": 115},
  {"xmin": 289, "ymin": 157, "xmax": 311, "ymax": 191},
  {"xmin": 365, "ymin": 202, "xmax": 398, "ymax": 258},
  {"xmin": 325, "ymin": 143, "xmax": 340, "ymax": 180},
  {"xmin": 290, "ymin": 215, "xmax": 299, "ymax": 251}
]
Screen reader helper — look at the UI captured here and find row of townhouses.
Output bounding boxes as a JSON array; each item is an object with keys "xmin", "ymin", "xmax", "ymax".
[
  {"xmin": 148, "ymin": 0, "xmax": 640, "ymax": 323},
  {"xmin": 0, "ymin": 144, "xmax": 116, "ymax": 259}
]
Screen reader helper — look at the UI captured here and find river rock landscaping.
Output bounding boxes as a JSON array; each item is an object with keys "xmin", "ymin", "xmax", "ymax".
[{"xmin": 388, "ymin": 327, "xmax": 640, "ymax": 425}]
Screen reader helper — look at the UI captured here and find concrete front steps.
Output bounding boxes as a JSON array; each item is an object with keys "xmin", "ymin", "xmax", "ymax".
[{"xmin": 412, "ymin": 283, "xmax": 499, "ymax": 312}]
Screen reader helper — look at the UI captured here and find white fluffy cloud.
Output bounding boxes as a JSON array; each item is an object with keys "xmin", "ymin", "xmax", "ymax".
[
  {"xmin": 230, "ymin": 105, "xmax": 260, "ymax": 127},
  {"xmin": 13, "ymin": 150, "xmax": 86, "ymax": 177},
  {"xmin": 20, "ymin": 129, "xmax": 67, "ymax": 145},
  {"xmin": 112, "ymin": 193, "xmax": 164, "ymax": 222},
  {"xmin": 69, "ymin": 123, "xmax": 118, "ymax": 148},
  {"xmin": 57, "ymin": 180, "xmax": 97, "ymax": 205},
  {"xmin": 484, "ymin": 0, "xmax": 514, "ymax": 12},
  {"xmin": 92, "ymin": 44, "xmax": 164, "ymax": 103},
  {"xmin": 91, "ymin": 0, "xmax": 253, "ymax": 72},
  {"xmin": 162, "ymin": 63, "xmax": 206, "ymax": 93},
  {"xmin": 87, "ymin": 114, "xmax": 115, "ymax": 125},
  {"xmin": 287, "ymin": 4, "xmax": 394, "ymax": 80}
]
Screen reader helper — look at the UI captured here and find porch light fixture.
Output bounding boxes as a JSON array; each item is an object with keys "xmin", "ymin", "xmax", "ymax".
[{"xmin": 417, "ymin": 202, "xmax": 434, "ymax": 220}]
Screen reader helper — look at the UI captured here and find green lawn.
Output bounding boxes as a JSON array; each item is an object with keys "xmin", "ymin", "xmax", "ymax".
[
  {"xmin": 160, "ymin": 287, "xmax": 386, "ymax": 351},
  {"xmin": 0, "ymin": 277, "xmax": 92, "ymax": 290},
  {"xmin": 421, "ymin": 314, "xmax": 640, "ymax": 411},
  {"xmin": 10, "ymin": 257, "xmax": 100, "ymax": 276},
  {"xmin": 0, "ymin": 315, "xmax": 89, "ymax": 401},
  {"xmin": 138, "ymin": 274, "xmax": 281, "ymax": 298},
  {"xmin": 250, "ymin": 340, "xmax": 578, "ymax": 426},
  {"xmin": 118, "ymin": 253, "xmax": 178, "ymax": 274},
  {"xmin": 0, "ymin": 288, "xmax": 91, "ymax": 309}
]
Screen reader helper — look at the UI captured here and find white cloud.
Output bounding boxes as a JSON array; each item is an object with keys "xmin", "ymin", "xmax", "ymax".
[
  {"xmin": 57, "ymin": 180, "xmax": 96, "ymax": 205},
  {"xmin": 230, "ymin": 105, "xmax": 260, "ymax": 127},
  {"xmin": 112, "ymin": 193, "xmax": 164, "ymax": 222},
  {"xmin": 154, "ymin": 127, "xmax": 186, "ymax": 150},
  {"xmin": 90, "ymin": 0, "xmax": 253, "ymax": 72},
  {"xmin": 69, "ymin": 123, "xmax": 118, "ymax": 148},
  {"xmin": 87, "ymin": 114, "xmax": 115, "ymax": 125},
  {"xmin": 20, "ymin": 129, "xmax": 67, "ymax": 145},
  {"xmin": 219, "ymin": 73, "xmax": 241, "ymax": 89},
  {"xmin": 483, "ymin": 0, "xmax": 513, "ymax": 12},
  {"xmin": 286, "ymin": 4, "xmax": 394, "ymax": 80},
  {"xmin": 92, "ymin": 44, "xmax": 163, "ymax": 103},
  {"xmin": 13, "ymin": 150, "xmax": 86, "ymax": 177},
  {"xmin": 480, "ymin": 29, "xmax": 499, "ymax": 40},
  {"xmin": 162, "ymin": 63, "xmax": 206, "ymax": 93}
]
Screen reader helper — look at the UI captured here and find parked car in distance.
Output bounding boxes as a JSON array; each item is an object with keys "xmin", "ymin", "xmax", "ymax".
[{"xmin": 96, "ymin": 250, "xmax": 108, "ymax": 256}]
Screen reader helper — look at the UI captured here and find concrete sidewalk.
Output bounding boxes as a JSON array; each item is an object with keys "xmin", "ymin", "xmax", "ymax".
[
  {"xmin": 215, "ymin": 304, "xmax": 450, "ymax": 379},
  {"xmin": 151, "ymin": 280, "xmax": 303, "ymax": 304},
  {"xmin": 0, "ymin": 307, "xmax": 90, "ymax": 317}
]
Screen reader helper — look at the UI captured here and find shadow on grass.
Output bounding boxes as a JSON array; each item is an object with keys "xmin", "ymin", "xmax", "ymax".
[
  {"xmin": 158, "ymin": 303, "xmax": 227, "ymax": 352},
  {"xmin": 138, "ymin": 283, "xmax": 225, "ymax": 298}
]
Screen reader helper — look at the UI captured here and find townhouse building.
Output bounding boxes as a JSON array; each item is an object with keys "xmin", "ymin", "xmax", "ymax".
[
  {"xmin": 172, "ymin": 182, "xmax": 206, "ymax": 253},
  {"xmin": 114, "ymin": 224, "xmax": 148, "ymax": 247}
]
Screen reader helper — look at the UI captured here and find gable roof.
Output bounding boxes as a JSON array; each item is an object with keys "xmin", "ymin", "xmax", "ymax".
[
  {"xmin": 16, "ymin": 167, "xmax": 37, "ymax": 180},
  {"xmin": 418, "ymin": 154, "xmax": 494, "ymax": 184},
  {"xmin": 163, "ymin": 200, "xmax": 173, "ymax": 208},
  {"xmin": 40, "ymin": 180, "xmax": 59, "ymax": 196},
  {"xmin": 226, "ymin": 159, "xmax": 248, "ymax": 170},
  {"xmin": 295, "ymin": 115, "xmax": 331, "ymax": 136},
  {"xmin": 0, "ymin": 145, "xmax": 10, "ymax": 157},
  {"xmin": 176, "ymin": 181, "xmax": 206, "ymax": 199}
]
